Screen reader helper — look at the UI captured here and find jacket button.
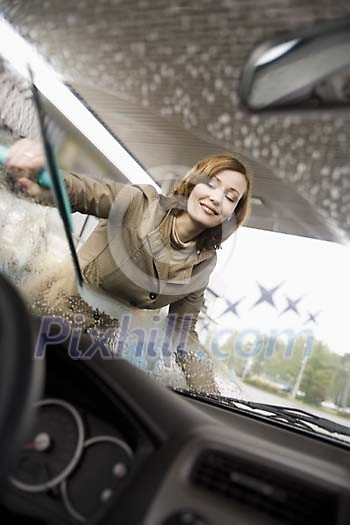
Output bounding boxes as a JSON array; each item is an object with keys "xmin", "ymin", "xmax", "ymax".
[{"xmin": 149, "ymin": 292, "xmax": 157, "ymax": 300}]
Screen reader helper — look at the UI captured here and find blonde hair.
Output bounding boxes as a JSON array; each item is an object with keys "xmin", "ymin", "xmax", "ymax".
[{"xmin": 170, "ymin": 153, "xmax": 253, "ymax": 249}]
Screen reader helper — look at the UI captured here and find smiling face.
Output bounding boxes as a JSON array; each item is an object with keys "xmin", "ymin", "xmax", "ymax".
[{"xmin": 186, "ymin": 169, "xmax": 248, "ymax": 229}]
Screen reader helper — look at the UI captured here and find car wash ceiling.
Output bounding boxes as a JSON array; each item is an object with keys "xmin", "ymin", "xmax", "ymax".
[{"xmin": 0, "ymin": 0, "xmax": 349, "ymax": 243}]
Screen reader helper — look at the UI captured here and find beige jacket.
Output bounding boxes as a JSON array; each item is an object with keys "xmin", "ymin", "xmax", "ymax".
[
  {"xmin": 65, "ymin": 171, "xmax": 217, "ymax": 338},
  {"xmin": 26, "ymin": 171, "xmax": 220, "ymax": 393}
]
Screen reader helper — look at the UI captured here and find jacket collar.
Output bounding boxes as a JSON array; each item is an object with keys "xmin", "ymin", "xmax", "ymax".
[{"xmin": 146, "ymin": 206, "xmax": 214, "ymax": 264}]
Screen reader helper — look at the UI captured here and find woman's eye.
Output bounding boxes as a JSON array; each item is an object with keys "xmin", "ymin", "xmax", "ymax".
[{"xmin": 226, "ymin": 195, "xmax": 235, "ymax": 203}]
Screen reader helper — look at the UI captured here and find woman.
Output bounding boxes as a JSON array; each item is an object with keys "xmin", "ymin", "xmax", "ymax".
[{"xmin": 5, "ymin": 139, "xmax": 253, "ymax": 393}]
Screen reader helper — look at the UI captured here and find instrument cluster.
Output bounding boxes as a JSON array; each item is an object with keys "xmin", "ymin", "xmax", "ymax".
[{"xmin": 9, "ymin": 397, "xmax": 135, "ymax": 523}]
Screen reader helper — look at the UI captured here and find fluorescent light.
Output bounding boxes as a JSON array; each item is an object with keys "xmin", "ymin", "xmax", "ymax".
[
  {"xmin": 251, "ymin": 196, "xmax": 264, "ymax": 206},
  {"xmin": 0, "ymin": 18, "xmax": 54, "ymax": 80},
  {"xmin": 0, "ymin": 17, "xmax": 159, "ymax": 190},
  {"xmin": 255, "ymin": 39, "xmax": 300, "ymax": 67}
]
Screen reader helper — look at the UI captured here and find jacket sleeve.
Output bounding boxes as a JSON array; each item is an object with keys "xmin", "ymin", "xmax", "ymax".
[
  {"xmin": 168, "ymin": 287, "xmax": 220, "ymax": 394},
  {"xmin": 19, "ymin": 170, "xmax": 126, "ymax": 213},
  {"xmin": 63, "ymin": 171, "xmax": 127, "ymax": 218},
  {"xmin": 168, "ymin": 287, "xmax": 205, "ymax": 348},
  {"xmin": 167, "ymin": 250, "xmax": 217, "ymax": 348}
]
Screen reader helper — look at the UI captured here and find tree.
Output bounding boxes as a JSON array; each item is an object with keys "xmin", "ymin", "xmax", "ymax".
[
  {"xmin": 301, "ymin": 341, "xmax": 337, "ymax": 405},
  {"xmin": 332, "ymin": 353, "xmax": 350, "ymax": 408}
]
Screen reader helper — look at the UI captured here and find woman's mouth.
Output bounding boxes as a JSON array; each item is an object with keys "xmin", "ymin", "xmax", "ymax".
[{"xmin": 200, "ymin": 202, "xmax": 218, "ymax": 216}]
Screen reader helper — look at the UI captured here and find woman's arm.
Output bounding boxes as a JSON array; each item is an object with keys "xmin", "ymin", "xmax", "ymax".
[
  {"xmin": 4, "ymin": 138, "xmax": 130, "ymax": 218},
  {"xmin": 168, "ymin": 287, "xmax": 205, "ymax": 348},
  {"xmin": 63, "ymin": 171, "xmax": 126, "ymax": 218},
  {"xmin": 168, "ymin": 288, "xmax": 220, "ymax": 394}
]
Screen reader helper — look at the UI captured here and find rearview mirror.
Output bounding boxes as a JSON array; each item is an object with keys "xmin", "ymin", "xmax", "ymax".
[{"xmin": 240, "ymin": 18, "xmax": 350, "ymax": 110}]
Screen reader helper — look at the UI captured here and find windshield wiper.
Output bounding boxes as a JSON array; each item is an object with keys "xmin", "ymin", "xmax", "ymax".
[{"xmin": 173, "ymin": 388, "xmax": 350, "ymax": 439}]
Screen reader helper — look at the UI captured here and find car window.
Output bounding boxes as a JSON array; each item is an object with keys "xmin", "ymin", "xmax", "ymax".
[{"xmin": 0, "ymin": 5, "xmax": 349, "ymax": 446}]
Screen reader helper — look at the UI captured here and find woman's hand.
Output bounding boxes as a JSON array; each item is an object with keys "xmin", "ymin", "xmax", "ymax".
[
  {"xmin": 175, "ymin": 347, "xmax": 221, "ymax": 395},
  {"xmin": 5, "ymin": 138, "xmax": 46, "ymax": 197}
]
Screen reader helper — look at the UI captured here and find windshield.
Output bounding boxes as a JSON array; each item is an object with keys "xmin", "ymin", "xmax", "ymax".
[
  {"xmin": 0, "ymin": 3, "xmax": 349, "ymax": 446},
  {"xmin": 204, "ymin": 230, "xmax": 350, "ymax": 427}
]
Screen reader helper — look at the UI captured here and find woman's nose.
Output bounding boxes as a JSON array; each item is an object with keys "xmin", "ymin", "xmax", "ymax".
[{"xmin": 209, "ymin": 189, "xmax": 222, "ymax": 204}]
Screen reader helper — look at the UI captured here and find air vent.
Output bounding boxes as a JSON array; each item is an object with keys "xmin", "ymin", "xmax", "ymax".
[{"xmin": 191, "ymin": 450, "xmax": 338, "ymax": 525}]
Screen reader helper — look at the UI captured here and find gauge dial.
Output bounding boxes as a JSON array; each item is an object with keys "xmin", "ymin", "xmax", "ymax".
[
  {"xmin": 62, "ymin": 436, "xmax": 133, "ymax": 522},
  {"xmin": 10, "ymin": 398, "xmax": 84, "ymax": 492}
]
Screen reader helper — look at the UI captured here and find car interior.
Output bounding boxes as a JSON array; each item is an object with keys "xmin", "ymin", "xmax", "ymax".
[{"xmin": 0, "ymin": 2, "xmax": 349, "ymax": 525}]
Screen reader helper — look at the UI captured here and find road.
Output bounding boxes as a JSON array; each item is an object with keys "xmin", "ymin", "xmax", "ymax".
[{"xmin": 241, "ymin": 382, "xmax": 350, "ymax": 429}]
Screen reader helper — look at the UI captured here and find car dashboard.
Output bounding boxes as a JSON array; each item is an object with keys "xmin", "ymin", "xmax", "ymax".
[{"xmin": 0, "ymin": 323, "xmax": 349, "ymax": 525}]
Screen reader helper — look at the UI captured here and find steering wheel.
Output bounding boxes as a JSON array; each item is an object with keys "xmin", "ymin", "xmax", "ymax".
[{"xmin": 0, "ymin": 273, "xmax": 43, "ymax": 479}]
